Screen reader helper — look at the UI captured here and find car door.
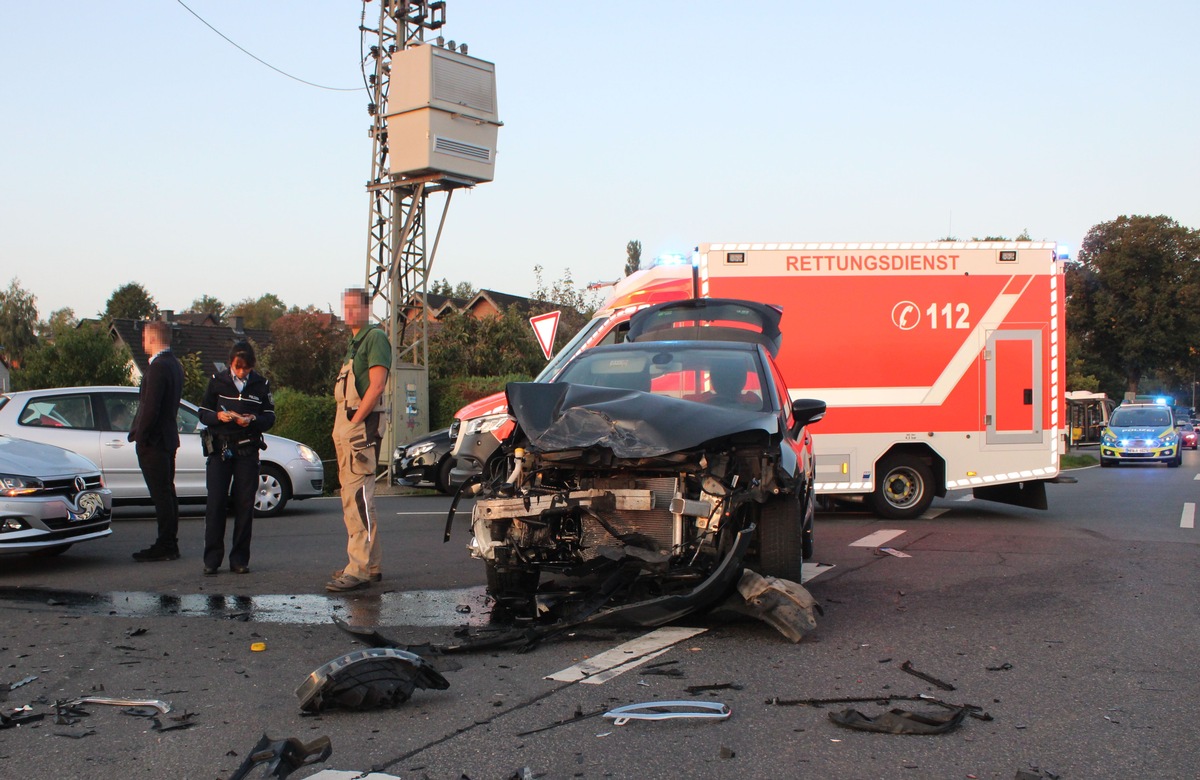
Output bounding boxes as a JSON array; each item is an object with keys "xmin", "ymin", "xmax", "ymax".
[
  {"xmin": 173, "ymin": 400, "xmax": 207, "ymax": 498},
  {"xmin": 95, "ymin": 391, "xmax": 144, "ymax": 499}
]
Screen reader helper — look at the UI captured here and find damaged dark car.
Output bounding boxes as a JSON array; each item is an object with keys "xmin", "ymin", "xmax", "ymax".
[{"xmin": 450, "ymin": 299, "xmax": 826, "ymax": 630}]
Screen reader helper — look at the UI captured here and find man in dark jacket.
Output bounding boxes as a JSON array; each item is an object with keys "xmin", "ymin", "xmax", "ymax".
[{"xmin": 128, "ymin": 320, "xmax": 185, "ymax": 561}]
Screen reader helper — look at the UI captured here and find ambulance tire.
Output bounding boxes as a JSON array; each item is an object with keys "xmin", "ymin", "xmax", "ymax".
[
  {"xmin": 869, "ymin": 456, "xmax": 934, "ymax": 520},
  {"xmin": 758, "ymin": 496, "xmax": 805, "ymax": 581}
]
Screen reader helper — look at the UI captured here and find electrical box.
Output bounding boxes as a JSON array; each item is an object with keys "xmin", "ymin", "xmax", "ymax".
[{"xmin": 384, "ymin": 44, "xmax": 501, "ymax": 183}]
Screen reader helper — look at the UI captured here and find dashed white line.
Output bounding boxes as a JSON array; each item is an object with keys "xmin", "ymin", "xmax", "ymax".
[
  {"xmin": 850, "ymin": 529, "xmax": 906, "ymax": 548},
  {"xmin": 545, "ymin": 626, "xmax": 707, "ymax": 683},
  {"xmin": 1182, "ymin": 503, "xmax": 1196, "ymax": 529}
]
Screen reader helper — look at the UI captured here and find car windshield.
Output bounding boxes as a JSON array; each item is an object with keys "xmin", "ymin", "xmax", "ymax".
[
  {"xmin": 1110, "ymin": 407, "xmax": 1172, "ymax": 428},
  {"xmin": 556, "ymin": 346, "xmax": 768, "ymax": 412}
]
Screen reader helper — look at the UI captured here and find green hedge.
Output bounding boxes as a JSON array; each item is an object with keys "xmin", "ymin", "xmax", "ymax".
[
  {"xmin": 269, "ymin": 376, "xmax": 531, "ymax": 495},
  {"xmin": 429, "ymin": 373, "xmax": 532, "ymax": 429}
]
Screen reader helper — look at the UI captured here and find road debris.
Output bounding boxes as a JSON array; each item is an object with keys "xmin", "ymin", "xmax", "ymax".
[
  {"xmin": 228, "ymin": 734, "xmax": 333, "ymax": 780},
  {"xmin": 295, "ymin": 648, "xmax": 449, "ymax": 713},
  {"xmin": 899, "ymin": 660, "xmax": 956, "ymax": 691},
  {"xmin": 829, "ymin": 706, "xmax": 968, "ymax": 734},
  {"xmin": 602, "ymin": 700, "xmax": 731, "ymax": 726}
]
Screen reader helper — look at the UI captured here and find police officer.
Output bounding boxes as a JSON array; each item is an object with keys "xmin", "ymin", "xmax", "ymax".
[{"xmin": 198, "ymin": 341, "xmax": 275, "ymax": 575}]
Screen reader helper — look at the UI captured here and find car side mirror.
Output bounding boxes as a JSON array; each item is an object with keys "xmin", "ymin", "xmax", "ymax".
[{"xmin": 790, "ymin": 398, "xmax": 826, "ymax": 434}]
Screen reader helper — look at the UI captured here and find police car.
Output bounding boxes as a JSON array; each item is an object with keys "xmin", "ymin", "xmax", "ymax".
[{"xmin": 1099, "ymin": 403, "xmax": 1182, "ymax": 468}]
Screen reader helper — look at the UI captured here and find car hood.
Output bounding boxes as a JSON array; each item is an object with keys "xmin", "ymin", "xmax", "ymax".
[
  {"xmin": 0, "ymin": 435, "xmax": 101, "ymax": 476},
  {"xmin": 506, "ymin": 382, "xmax": 779, "ymax": 459}
]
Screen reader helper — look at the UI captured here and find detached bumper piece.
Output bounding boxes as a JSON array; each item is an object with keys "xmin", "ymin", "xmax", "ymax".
[
  {"xmin": 228, "ymin": 734, "xmax": 332, "ymax": 780},
  {"xmin": 603, "ymin": 700, "xmax": 732, "ymax": 726},
  {"xmin": 295, "ymin": 648, "xmax": 450, "ymax": 713}
]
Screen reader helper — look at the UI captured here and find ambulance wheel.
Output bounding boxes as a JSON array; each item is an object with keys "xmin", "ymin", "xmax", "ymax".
[
  {"xmin": 758, "ymin": 496, "xmax": 805, "ymax": 581},
  {"xmin": 869, "ymin": 456, "xmax": 933, "ymax": 520}
]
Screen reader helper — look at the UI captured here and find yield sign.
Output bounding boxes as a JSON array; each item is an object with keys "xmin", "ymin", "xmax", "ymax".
[{"xmin": 529, "ymin": 311, "xmax": 561, "ymax": 360}]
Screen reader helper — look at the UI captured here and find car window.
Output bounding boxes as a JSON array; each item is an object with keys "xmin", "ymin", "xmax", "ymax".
[
  {"xmin": 177, "ymin": 404, "xmax": 200, "ymax": 434},
  {"xmin": 560, "ymin": 347, "xmax": 766, "ymax": 411},
  {"xmin": 18, "ymin": 395, "xmax": 95, "ymax": 429},
  {"xmin": 101, "ymin": 394, "xmax": 136, "ymax": 432},
  {"xmin": 1110, "ymin": 407, "xmax": 1172, "ymax": 427}
]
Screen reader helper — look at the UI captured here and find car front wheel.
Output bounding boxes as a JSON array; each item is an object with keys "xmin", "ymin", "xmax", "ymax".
[
  {"xmin": 757, "ymin": 496, "xmax": 804, "ymax": 581},
  {"xmin": 254, "ymin": 463, "xmax": 293, "ymax": 517}
]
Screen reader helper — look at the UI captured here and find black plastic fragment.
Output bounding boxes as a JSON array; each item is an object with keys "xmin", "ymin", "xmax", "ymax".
[
  {"xmin": 295, "ymin": 648, "xmax": 450, "ymax": 713},
  {"xmin": 829, "ymin": 706, "xmax": 968, "ymax": 735},
  {"xmin": 227, "ymin": 734, "xmax": 333, "ymax": 780},
  {"xmin": 900, "ymin": 660, "xmax": 956, "ymax": 691}
]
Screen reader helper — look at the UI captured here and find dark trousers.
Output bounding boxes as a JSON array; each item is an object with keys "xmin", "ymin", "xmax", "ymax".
[
  {"xmin": 136, "ymin": 442, "xmax": 179, "ymax": 547},
  {"xmin": 203, "ymin": 453, "xmax": 259, "ymax": 569}
]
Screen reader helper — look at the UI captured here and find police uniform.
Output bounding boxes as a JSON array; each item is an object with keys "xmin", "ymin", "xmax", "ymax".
[
  {"xmin": 331, "ymin": 323, "xmax": 390, "ymax": 583},
  {"xmin": 198, "ymin": 369, "xmax": 275, "ymax": 571}
]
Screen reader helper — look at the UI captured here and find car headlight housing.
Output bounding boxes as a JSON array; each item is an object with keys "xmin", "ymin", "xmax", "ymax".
[
  {"xmin": 0, "ymin": 474, "xmax": 44, "ymax": 497},
  {"xmin": 1100, "ymin": 429, "xmax": 1116, "ymax": 445},
  {"xmin": 296, "ymin": 444, "xmax": 322, "ymax": 466},
  {"xmin": 465, "ymin": 413, "xmax": 510, "ymax": 436}
]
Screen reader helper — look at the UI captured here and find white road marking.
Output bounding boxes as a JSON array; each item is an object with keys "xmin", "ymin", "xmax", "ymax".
[
  {"xmin": 923, "ymin": 508, "xmax": 951, "ymax": 519},
  {"xmin": 955, "ymin": 494, "xmax": 975, "ymax": 502},
  {"xmin": 850, "ymin": 529, "xmax": 906, "ymax": 548},
  {"xmin": 1182, "ymin": 503, "xmax": 1196, "ymax": 529},
  {"xmin": 546, "ymin": 626, "xmax": 707, "ymax": 683},
  {"xmin": 802, "ymin": 562, "xmax": 834, "ymax": 582},
  {"xmin": 1194, "ymin": 474, "xmax": 1199, "ymax": 481}
]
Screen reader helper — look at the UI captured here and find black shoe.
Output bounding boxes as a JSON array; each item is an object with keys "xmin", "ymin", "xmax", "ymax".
[
  {"xmin": 203, "ymin": 567, "xmax": 219, "ymax": 576},
  {"xmin": 230, "ymin": 565, "xmax": 250, "ymax": 574},
  {"xmin": 133, "ymin": 544, "xmax": 181, "ymax": 562}
]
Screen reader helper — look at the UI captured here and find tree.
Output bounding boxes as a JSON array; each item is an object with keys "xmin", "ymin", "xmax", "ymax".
[
  {"xmin": 429, "ymin": 279, "xmax": 476, "ymax": 300},
  {"xmin": 14, "ymin": 321, "xmax": 131, "ymax": 390},
  {"xmin": 229, "ymin": 293, "xmax": 287, "ymax": 330},
  {"xmin": 39, "ymin": 307, "xmax": 77, "ymax": 338},
  {"xmin": 178, "ymin": 351, "xmax": 209, "ymax": 406},
  {"xmin": 625, "ymin": 239, "xmax": 642, "ymax": 276},
  {"xmin": 1066, "ymin": 215, "xmax": 1200, "ymax": 397},
  {"xmin": 0, "ymin": 278, "xmax": 39, "ymax": 366},
  {"xmin": 104, "ymin": 282, "xmax": 158, "ymax": 321},
  {"xmin": 189, "ymin": 295, "xmax": 226, "ymax": 322},
  {"xmin": 262, "ymin": 311, "xmax": 348, "ymax": 395}
]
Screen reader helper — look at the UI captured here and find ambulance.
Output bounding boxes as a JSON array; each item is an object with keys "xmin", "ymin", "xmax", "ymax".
[{"xmin": 449, "ymin": 241, "xmax": 1066, "ymax": 519}]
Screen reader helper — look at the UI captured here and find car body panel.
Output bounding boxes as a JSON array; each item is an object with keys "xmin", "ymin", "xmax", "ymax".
[
  {"xmin": 0, "ymin": 435, "xmax": 113, "ymax": 554},
  {"xmin": 392, "ymin": 427, "xmax": 454, "ymax": 492},
  {"xmin": 0, "ymin": 387, "xmax": 323, "ymax": 511}
]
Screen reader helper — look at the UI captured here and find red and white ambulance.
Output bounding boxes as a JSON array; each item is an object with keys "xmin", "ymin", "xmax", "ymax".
[{"xmin": 450, "ymin": 241, "xmax": 1066, "ymax": 519}]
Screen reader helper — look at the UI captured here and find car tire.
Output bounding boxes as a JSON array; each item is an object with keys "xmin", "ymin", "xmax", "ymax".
[
  {"xmin": 1099, "ymin": 456, "xmax": 1115, "ymax": 467},
  {"xmin": 29, "ymin": 543, "xmax": 72, "ymax": 557},
  {"xmin": 801, "ymin": 484, "xmax": 815, "ymax": 561},
  {"xmin": 484, "ymin": 561, "xmax": 540, "ymax": 597},
  {"xmin": 869, "ymin": 455, "xmax": 934, "ymax": 520},
  {"xmin": 757, "ymin": 496, "xmax": 804, "ymax": 581},
  {"xmin": 435, "ymin": 456, "xmax": 454, "ymax": 495},
  {"xmin": 255, "ymin": 463, "xmax": 292, "ymax": 518},
  {"xmin": 1169, "ymin": 451, "xmax": 1182, "ymax": 468}
]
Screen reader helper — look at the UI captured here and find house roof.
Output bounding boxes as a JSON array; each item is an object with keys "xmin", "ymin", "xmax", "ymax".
[{"xmin": 109, "ymin": 317, "xmax": 273, "ymax": 379}]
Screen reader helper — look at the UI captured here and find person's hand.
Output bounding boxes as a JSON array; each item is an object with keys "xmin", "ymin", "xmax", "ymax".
[
  {"xmin": 236, "ymin": 414, "xmax": 253, "ymax": 427},
  {"xmin": 218, "ymin": 410, "xmax": 235, "ymax": 423}
]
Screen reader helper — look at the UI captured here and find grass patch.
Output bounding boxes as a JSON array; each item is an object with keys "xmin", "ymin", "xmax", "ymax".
[{"xmin": 1061, "ymin": 453, "xmax": 1098, "ymax": 469}]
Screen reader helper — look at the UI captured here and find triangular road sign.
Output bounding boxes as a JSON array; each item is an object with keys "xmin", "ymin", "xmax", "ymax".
[{"xmin": 529, "ymin": 311, "xmax": 561, "ymax": 360}]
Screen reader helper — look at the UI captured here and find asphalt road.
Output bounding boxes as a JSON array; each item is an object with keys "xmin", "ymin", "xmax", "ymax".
[{"xmin": 2, "ymin": 450, "xmax": 1199, "ymax": 780}]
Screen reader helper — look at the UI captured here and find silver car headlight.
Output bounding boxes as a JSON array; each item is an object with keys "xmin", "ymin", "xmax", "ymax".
[
  {"xmin": 0, "ymin": 474, "xmax": 44, "ymax": 497},
  {"xmin": 465, "ymin": 413, "xmax": 509, "ymax": 436},
  {"xmin": 296, "ymin": 444, "xmax": 322, "ymax": 466}
]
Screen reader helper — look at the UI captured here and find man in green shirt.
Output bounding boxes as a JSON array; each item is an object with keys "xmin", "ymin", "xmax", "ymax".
[{"xmin": 326, "ymin": 287, "xmax": 391, "ymax": 592}]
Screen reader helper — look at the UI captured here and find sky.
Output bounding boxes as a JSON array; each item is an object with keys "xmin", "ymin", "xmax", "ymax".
[{"xmin": 2, "ymin": 1, "xmax": 1197, "ymax": 321}]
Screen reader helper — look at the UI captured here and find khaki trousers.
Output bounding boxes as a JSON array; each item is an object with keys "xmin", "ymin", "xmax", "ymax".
[{"xmin": 332, "ymin": 408, "xmax": 383, "ymax": 579}]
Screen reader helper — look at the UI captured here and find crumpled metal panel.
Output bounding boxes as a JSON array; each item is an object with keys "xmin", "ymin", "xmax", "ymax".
[{"xmin": 507, "ymin": 382, "xmax": 777, "ymax": 459}]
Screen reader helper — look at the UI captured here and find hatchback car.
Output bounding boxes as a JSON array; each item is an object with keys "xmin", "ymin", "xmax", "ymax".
[
  {"xmin": 0, "ymin": 386, "xmax": 324, "ymax": 516},
  {"xmin": 0, "ymin": 434, "xmax": 112, "ymax": 556},
  {"xmin": 392, "ymin": 427, "xmax": 455, "ymax": 493},
  {"xmin": 452, "ymin": 299, "xmax": 825, "ymax": 628},
  {"xmin": 1177, "ymin": 421, "xmax": 1198, "ymax": 450},
  {"xmin": 1099, "ymin": 403, "xmax": 1181, "ymax": 467}
]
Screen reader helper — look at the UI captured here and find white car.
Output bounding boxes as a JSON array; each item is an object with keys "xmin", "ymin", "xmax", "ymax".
[{"xmin": 0, "ymin": 386, "xmax": 324, "ymax": 517}]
